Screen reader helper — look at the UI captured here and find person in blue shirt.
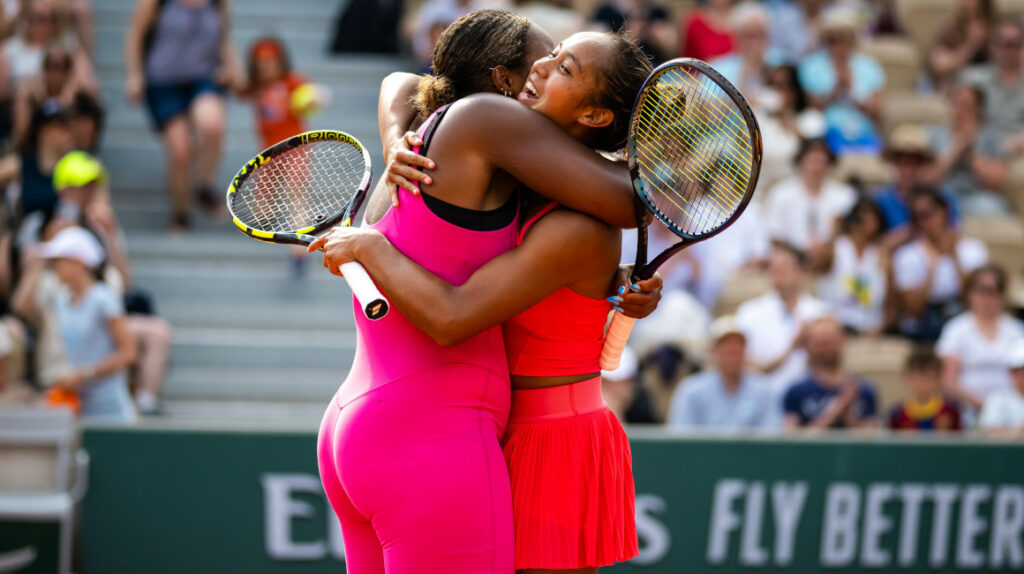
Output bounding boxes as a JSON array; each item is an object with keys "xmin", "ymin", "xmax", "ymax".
[
  {"xmin": 873, "ymin": 123, "xmax": 960, "ymax": 246},
  {"xmin": 798, "ymin": 6, "xmax": 885, "ymax": 154},
  {"xmin": 783, "ymin": 316, "xmax": 878, "ymax": 429},
  {"xmin": 710, "ymin": 2, "xmax": 784, "ymax": 96},
  {"xmin": 667, "ymin": 315, "xmax": 778, "ymax": 431}
]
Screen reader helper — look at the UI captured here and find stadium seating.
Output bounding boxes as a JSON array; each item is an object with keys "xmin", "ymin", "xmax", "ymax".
[
  {"xmin": 836, "ymin": 153, "xmax": 894, "ymax": 188},
  {"xmin": 896, "ymin": 0, "xmax": 955, "ymax": 57},
  {"xmin": 997, "ymin": 0, "xmax": 1024, "ymax": 20},
  {"xmin": 844, "ymin": 336, "xmax": 914, "ymax": 415},
  {"xmin": 713, "ymin": 269, "xmax": 772, "ymax": 317},
  {"xmin": 860, "ymin": 36, "xmax": 920, "ymax": 94},
  {"xmin": 881, "ymin": 93, "xmax": 950, "ymax": 135},
  {"xmin": 963, "ymin": 216, "xmax": 1024, "ymax": 278}
]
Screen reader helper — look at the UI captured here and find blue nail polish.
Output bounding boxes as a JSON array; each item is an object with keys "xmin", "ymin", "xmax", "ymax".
[
  {"xmin": 613, "ymin": 306, "xmax": 624, "ymax": 313},
  {"xmin": 630, "ymin": 283, "xmax": 641, "ymax": 292},
  {"xmin": 607, "ymin": 296, "xmax": 623, "ymax": 304},
  {"xmin": 617, "ymin": 285, "xmax": 626, "ymax": 295}
]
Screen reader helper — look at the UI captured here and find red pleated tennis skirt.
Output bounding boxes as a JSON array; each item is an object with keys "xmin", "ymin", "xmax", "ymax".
[{"xmin": 502, "ymin": 376, "xmax": 638, "ymax": 570}]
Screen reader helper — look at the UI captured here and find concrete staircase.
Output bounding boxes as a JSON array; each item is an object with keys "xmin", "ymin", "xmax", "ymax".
[{"xmin": 93, "ymin": 0, "xmax": 407, "ymax": 420}]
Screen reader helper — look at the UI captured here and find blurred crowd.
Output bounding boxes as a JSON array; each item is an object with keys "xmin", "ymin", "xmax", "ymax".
[
  {"xmin": 0, "ymin": 0, "xmax": 181, "ymax": 422},
  {"xmin": 407, "ymin": 0, "xmax": 1024, "ymax": 437}
]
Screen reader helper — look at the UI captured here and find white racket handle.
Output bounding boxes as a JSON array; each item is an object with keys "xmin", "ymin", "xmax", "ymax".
[
  {"xmin": 600, "ymin": 313, "xmax": 637, "ymax": 371},
  {"xmin": 340, "ymin": 261, "xmax": 389, "ymax": 320}
]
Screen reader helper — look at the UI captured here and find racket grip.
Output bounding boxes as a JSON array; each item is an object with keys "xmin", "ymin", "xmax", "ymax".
[
  {"xmin": 600, "ymin": 313, "xmax": 637, "ymax": 371},
  {"xmin": 340, "ymin": 261, "xmax": 390, "ymax": 320}
]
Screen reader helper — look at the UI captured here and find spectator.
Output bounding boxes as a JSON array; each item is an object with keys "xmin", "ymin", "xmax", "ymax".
[
  {"xmin": 409, "ymin": 0, "xmax": 492, "ymax": 68},
  {"xmin": 12, "ymin": 44, "xmax": 99, "ymax": 147},
  {"xmin": 937, "ymin": 264, "xmax": 1024, "ymax": 413},
  {"xmin": 711, "ymin": 2, "xmax": 782, "ymax": 97},
  {"xmin": 961, "ymin": 19, "xmax": 1024, "ymax": 150},
  {"xmin": 679, "ymin": 0, "xmax": 734, "ymax": 62},
  {"xmin": 820, "ymin": 198, "xmax": 889, "ymax": 335},
  {"xmin": 755, "ymin": 65, "xmax": 822, "ymax": 189},
  {"xmin": 978, "ymin": 340, "xmax": 1024, "ymax": 436},
  {"xmin": 874, "ymin": 124, "xmax": 960, "ymax": 245},
  {"xmin": 68, "ymin": 90, "xmax": 103, "ymax": 152},
  {"xmin": 667, "ymin": 315, "xmax": 777, "ymax": 431},
  {"xmin": 512, "ymin": 0, "xmax": 584, "ymax": 45},
  {"xmin": 14, "ymin": 227, "xmax": 137, "ymax": 423},
  {"xmin": 929, "ymin": 0, "xmax": 995, "ymax": 91},
  {"xmin": 1, "ymin": 101, "xmax": 74, "ymax": 234},
  {"xmin": 242, "ymin": 37, "xmax": 310, "ymax": 151},
  {"xmin": 888, "ymin": 347, "xmax": 962, "ymax": 431},
  {"xmin": 690, "ymin": 199, "xmax": 770, "ymax": 309},
  {"xmin": 927, "ymin": 83, "xmax": 1011, "ymax": 215},
  {"xmin": 761, "ymin": 0, "xmax": 811, "ymax": 63},
  {"xmin": 783, "ymin": 316, "xmax": 878, "ymax": 429},
  {"xmin": 50, "ymin": 151, "xmax": 173, "ymax": 415},
  {"xmin": 125, "ymin": 0, "xmax": 240, "ymax": 231},
  {"xmin": 893, "ymin": 188, "xmax": 988, "ymax": 341},
  {"xmin": 3, "ymin": 0, "xmax": 93, "ymax": 90},
  {"xmin": 592, "ymin": 0, "xmax": 674, "ymax": 63},
  {"xmin": 735, "ymin": 243, "xmax": 828, "ymax": 394},
  {"xmin": 766, "ymin": 138, "xmax": 856, "ymax": 264},
  {"xmin": 798, "ymin": 5, "xmax": 884, "ymax": 154}
]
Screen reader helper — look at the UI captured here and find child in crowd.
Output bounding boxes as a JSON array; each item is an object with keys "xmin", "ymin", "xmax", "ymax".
[
  {"xmin": 888, "ymin": 347, "xmax": 962, "ymax": 431},
  {"xmin": 244, "ymin": 36, "xmax": 328, "ymax": 150},
  {"xmin": 242, "ymin": 37, "xmax": 329, "ymax": 274}
]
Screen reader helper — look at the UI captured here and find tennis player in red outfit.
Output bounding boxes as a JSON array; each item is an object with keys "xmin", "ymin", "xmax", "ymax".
[{"xmin": 315, "ymin": 30, "xmax": 660, "ymax": 573}]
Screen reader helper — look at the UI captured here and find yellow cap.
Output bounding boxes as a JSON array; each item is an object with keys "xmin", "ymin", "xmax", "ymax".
[{"xmin": 53, "ymin": 151, "xmax": 107, "ymax": 191}]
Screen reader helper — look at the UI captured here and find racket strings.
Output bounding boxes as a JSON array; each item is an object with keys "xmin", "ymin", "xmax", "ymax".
[
  {"xmin": 230, "ymin": 140, "xmax": 366, "ymax": 233},
  {"xmin": 632, "ymin": 65, "xmax": 758, "ymax": 237}
]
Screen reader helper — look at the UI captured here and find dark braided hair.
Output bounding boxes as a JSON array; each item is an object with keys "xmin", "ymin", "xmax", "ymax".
[
  {"xmin": 586, "ymin": 32, "xmax": 653, "ymax": 152},
  {"xmin": 414, "ymin": 10, "xmax": 533, "ymax": 115}
]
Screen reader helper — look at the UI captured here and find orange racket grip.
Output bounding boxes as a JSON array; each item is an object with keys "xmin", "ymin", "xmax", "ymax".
[{"xmin": 600, "ymin": 313, "xmax": 637, "ymax": 371}]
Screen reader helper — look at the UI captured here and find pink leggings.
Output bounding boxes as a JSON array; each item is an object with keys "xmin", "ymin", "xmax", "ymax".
[{"xmin": 317, "ymin": 365, "xmax": 514, "ymax": 574}]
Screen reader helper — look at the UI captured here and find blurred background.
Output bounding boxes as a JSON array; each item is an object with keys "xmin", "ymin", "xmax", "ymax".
[{"xmin": 1, "ymin": 0, "xmax": 1023, "ymax": 572}]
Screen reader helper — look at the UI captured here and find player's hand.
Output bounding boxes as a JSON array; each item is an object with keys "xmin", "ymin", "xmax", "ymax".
[
  {"xmin": 308, "ymin": 226, "xmax": 385, "ymax": 277},
  {"xmin": 385, "ymin": 131, "xmax": 435, "ymax": 207},
  {"xmin": 609, "ymin": 266, "xmax": 663, "ymax": 318}
]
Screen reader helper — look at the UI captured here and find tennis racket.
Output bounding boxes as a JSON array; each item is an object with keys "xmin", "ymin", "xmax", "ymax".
[
  {"xmin": 226, "ymin": 130, "xmax": 390, "ymax": 320},
  {"xmin": 600, "ymin": 58, "xmax": 762, "ymax": 369}
]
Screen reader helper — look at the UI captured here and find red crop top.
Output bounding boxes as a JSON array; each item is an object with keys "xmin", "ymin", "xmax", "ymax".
[{"xmin": 503, "ymin": 202, "xmax": 612, "ymax": 377}]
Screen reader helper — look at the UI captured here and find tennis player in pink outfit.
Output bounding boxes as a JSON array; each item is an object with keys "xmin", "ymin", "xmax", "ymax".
[
  {"xmin": 313, "ymin": 12, "xmax": 654, "ymax": 574},
  {"xmin": 316, "ymin": 25, "xmax": 658, "ymax": 574}
]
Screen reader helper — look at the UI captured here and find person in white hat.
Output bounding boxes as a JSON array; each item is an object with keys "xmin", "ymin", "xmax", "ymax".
[
  {"xmin": 666, "ymin": 315, "xmax": 778, "ymax": 431},
  {"xmin": 29, "ymin": 227, "xmax": 137, "ymax": 422},
  {"xmin": 978, "ymin": 340, "xmax": 1024, "ymax": 436}
]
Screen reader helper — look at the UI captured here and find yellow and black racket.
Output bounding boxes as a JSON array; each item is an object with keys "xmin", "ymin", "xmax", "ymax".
[
  {"xmin": 226, "ymin": 130, "xmax": 389, "ymax": 320},
  {"xmin": 601, "ymin": 59, "xmax": 762, "ymax": 369}
]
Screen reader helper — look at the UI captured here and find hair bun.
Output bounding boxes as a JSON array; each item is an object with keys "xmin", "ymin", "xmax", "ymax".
[{"xmin": 414, "ymin": 74, "xmax": 455, "ymax": 116}]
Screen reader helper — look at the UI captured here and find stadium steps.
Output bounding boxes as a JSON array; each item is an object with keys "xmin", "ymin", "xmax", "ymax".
[{"xmin": 92, "ymin": 0, "xmax": 401, "ymax": 417}]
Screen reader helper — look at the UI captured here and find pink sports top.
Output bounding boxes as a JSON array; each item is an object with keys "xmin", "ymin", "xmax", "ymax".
[
  {"xmin": 337, "ymin": 108, "xmax": 520, "ymax": 405},
  {"xmin": 503, "ymin": 202, "xmax": 611, "ymax": 377}
]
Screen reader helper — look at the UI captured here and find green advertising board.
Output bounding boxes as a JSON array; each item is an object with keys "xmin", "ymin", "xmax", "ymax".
[{"xmin": 79, "ymin": 423, "xmax": 1024, "ymax": 573}]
